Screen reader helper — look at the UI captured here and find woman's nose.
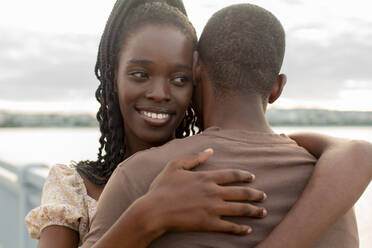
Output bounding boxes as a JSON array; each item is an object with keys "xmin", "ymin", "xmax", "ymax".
[{"xmin": 145, "ymin": 79, "xmax": 171, "ymax": 102}]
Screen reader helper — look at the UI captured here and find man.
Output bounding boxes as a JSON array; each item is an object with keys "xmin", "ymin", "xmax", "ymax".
[{"xmin": 84, "ymin": 4, "xmax": 369, "ymax": 248}]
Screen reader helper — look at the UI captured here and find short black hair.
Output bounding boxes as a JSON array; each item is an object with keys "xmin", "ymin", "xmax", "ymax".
[
  {"xmin": 198, "ymin": 3, "xmax": 285, "ymax": 99},
  {"xmin": 75, "ymin": 0, "xmax": 199, "ymax": 185}
]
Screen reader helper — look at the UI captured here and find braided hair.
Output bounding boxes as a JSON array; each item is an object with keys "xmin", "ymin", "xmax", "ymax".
[{"xmin": 75, "ymin": 0, "xmax": 199, "ymax": 185}]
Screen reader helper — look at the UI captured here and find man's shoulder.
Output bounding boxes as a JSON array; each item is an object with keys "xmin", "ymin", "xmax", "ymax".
[{"xmin": 117, "ymin": 134, "xmax": 208, "ymax": 173}]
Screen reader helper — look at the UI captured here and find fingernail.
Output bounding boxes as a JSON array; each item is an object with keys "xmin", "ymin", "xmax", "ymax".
[
  {"xmin": 203, "ymin": 148, "xmax": 213, "ymax": 153},
  {"xmin": 246, "ymin": 226, "xmax": 252, "ymax": 234},
  {"xmin": 250, "ymin": 174, "xmax": 255, "ymax": 181},
  {"xmin": 262, "ymin": 192, "xmax": 267, "ymax": 201},
  {"xmin": 261, "ymin": 208, "xmax": 267, "ymax": 217}
]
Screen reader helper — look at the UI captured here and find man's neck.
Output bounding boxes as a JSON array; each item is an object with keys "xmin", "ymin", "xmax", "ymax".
[{"xmin": 203, "ymin": 94, "xmax": 273, "ymax": 133}]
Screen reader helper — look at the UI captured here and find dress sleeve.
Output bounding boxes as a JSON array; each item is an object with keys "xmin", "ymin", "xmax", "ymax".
[{"xmin": 25, "ymin": 164, "xmax": 89, "ymax": 242}]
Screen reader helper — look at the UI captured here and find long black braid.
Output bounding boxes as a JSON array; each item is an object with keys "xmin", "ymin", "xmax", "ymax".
[{"xmin": 75, "ymin": 0, "xmax": 199, "ymax": 185}]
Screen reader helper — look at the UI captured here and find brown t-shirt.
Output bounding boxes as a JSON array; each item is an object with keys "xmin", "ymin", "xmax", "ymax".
[{"xmin": 83, "ymin": 127, "xmax": 358, "ymax": 247}]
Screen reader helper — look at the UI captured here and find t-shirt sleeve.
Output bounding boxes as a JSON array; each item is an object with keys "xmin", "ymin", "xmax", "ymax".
[{"xmin": 25, "ymin": 164, "xmax": 89, "ymax": 242}]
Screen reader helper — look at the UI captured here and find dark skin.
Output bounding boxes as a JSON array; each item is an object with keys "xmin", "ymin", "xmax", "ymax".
[{"xmin": 116, "ymin": 25, "xmax": 194, "ymax": 155}]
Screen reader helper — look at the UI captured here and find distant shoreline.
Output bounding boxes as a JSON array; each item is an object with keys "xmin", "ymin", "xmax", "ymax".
[{"xmin": 1, "ymin": 109, "xmax": 372, "ymax": 128}]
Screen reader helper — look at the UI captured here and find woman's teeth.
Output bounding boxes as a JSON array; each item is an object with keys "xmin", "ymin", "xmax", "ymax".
[{"xmin": 143, "ymin": 111, "xmax": 169, "ymax": 119}]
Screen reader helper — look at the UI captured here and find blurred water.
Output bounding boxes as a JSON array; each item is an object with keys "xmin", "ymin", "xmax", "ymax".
[{"xmin": 0, "ymin": 128, "xmax": 100, "ymax": 166}]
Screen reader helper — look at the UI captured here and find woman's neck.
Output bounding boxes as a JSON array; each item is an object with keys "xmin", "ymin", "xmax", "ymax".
[
  {"xmin": 123, "ymin": 133, "xmax": 174, "ymax": 159},
  {"xmin": 124, "ymin": 138, "xmax": 150, "ymax": 159}
]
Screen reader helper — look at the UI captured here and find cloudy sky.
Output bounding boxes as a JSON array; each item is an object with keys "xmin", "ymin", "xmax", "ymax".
[{"xmin": 0, "ymin": 0, "xmax": 371, "ymax": 113}]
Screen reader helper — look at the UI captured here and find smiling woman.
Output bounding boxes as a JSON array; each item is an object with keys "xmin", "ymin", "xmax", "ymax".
[{"xmin": 116, "ymin": 25, "xmax": 194, "ymax": 152}]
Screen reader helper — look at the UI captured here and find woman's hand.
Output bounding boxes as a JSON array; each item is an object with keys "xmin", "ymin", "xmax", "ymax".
[
  {"xmin": 145, "ymin": 148, "xmax": 267, "ymax": 235},
  {"xmin": 85, "ymin": 149, "xmax": 267, "ymax": 248}
]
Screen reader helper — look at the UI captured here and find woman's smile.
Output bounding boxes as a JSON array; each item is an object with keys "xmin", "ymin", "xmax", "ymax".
[{"xmin": 138, "ymin": 109, "xmax": 172, "ymax": 127}]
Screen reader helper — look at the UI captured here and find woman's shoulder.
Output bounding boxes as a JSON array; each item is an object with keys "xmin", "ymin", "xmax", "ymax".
[
  {"xmin": 75, "ymin": 166, "xmax": 105, "ymax": 202},
  {"xmin": 42, "ymin": 164, "xmax": 86, "ymax": 199},
  {"xmin": 25, "ymin": 164, "xmax": 96, "ymax": 243},
  {"xmin": 48, "ymin": 163, "xmax": 79, "ymax": 177},
  {"xmin": 41, "ymin": 163, "xmax": 101, "ymax": 210}
]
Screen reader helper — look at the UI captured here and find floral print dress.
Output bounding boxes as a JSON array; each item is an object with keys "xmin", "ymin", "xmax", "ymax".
[{"xmin": 25, "ymin": 164, "xmax": 97, "ymax": 246}]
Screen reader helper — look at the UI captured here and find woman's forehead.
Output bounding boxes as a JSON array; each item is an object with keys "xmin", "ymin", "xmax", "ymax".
[{"xmin": 119, "ymin": 25, "xmax": 194, "ymax": 65}]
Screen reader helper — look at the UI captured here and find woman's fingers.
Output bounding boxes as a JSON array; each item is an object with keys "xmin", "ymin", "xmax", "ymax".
[
  {"xmin": 182, "ymin": 148, "xmax": 214, "ymax": 170},
  {"xmin": 167, "ymin": 148, "xmax": 214, "ymax": 170},
  {"xmin": 212, "ymin": 219, "xmax": 252, "ymax": 235},
  {"xmin": 215, "ymin": 201, "xmax": 267, "ymax": 218},
  {"xmin": 166, "ymin": 151, "xmax": 257, "ymax": 187},
  {"xmin": 218, "ymin": 185, "xmax": 267, "ymax": 202},
  {"xmin": 202, "ymin": 169, "xmax": 255, "ymax": 184}
]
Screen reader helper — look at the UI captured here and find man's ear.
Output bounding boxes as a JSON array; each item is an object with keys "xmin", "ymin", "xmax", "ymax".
[
  {"xmin": 268, "ymin": 74, "xmax": 287, "ymax": 104},
  {"xmin": 192, "ymin": 51, "xmax": 201, "ymax": 86}
]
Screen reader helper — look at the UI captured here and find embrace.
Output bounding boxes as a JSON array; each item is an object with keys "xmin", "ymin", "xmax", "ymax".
[{"xmin": 26, "ymin": 1, "xmax": 372, "ymax": 248}]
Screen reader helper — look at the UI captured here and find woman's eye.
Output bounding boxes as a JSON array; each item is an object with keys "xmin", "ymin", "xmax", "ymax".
[
  {"xmin": 171, "ymin": 76, "xmax": 189, "ymax": 86},
  {"xmin": 129, "ymin": 71, "xmax": 148, "ymax": 79}
]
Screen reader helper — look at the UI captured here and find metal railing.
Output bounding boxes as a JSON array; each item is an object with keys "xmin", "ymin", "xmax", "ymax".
[{"xmin": 0, "ymin": 160, "xmax": 49, "ymax": 248}]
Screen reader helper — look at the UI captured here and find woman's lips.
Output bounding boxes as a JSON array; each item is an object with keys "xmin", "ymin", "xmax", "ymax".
[{"xmin": 139, "ymin": 110, "xmax": 171, "ymax": 126}]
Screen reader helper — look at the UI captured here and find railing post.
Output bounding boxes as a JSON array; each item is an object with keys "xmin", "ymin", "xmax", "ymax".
[{"xmin": 18, "ymin": 164, "xmax": 48, "ymax": 248}]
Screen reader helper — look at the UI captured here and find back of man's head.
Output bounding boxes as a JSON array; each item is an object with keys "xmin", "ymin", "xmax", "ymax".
[{"xmin": 198, "ymin": 4, "xmax": 285, "ymax": 100}]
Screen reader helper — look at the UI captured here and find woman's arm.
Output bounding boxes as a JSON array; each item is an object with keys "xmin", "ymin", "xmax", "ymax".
[
  {"xmin": 25, "ymin": 164, "xmax": 87, "ymax": 248},
  {"xmin": 84, "ymin": 149, "xmax": 267, "ymax": 248},
  {"xmin": 38, "ymin": 226, "xmax": 79, "ymax": 248},
  {"xmin": 256, "ymin": 133, "xmax": 372, "ymax": 248}
]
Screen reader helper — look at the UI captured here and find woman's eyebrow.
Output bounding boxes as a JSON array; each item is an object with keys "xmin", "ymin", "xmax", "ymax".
[
  {"xmin": 128, "ymin": 59, "xmax": 191, "ymax": 71},
  {"xmin": 128, "ymin": 58, "xmax": 153, "ymax": 65}
]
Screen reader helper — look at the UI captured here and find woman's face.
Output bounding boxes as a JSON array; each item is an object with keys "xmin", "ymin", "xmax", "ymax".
[{"xmin": 116, "ymin": 25, "xmax": 194, "ymax": 151}]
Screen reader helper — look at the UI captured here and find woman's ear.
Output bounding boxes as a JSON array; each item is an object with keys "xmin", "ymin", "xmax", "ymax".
[
  {"xmin": 268, "ymin": 74, "xmax": 287, "ymax": 104},
  {"xmin": 192, "ymin": 51, "xmax": 201, "ymax": 86}
]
